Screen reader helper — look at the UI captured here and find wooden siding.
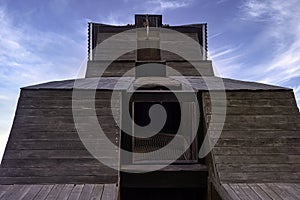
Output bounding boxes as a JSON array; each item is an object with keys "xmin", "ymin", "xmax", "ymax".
[
  {"xmin": 166, "ymin": 61, "xmax": 214, "ymax": 76},
  {"xmin": 86, "ymin": 61, "xmax": 136, "ymax": 77},
  {"xmin": 23, "ymin": 77, "xmax": 287, "ymax": 91},
  {"xmin": 203, "ymin": 91, "xmax": 300, "ymax": 183},
  {"xmin": 0, "ymin": 90, "xmax": 121, "ymax": 184},
  {"xmin": 86, "ymin": 60, "xmax": 214, "ymax": 77},
  {"xmin": 0, "ymin": 184, "xmax": 117, "ymax": 200}
]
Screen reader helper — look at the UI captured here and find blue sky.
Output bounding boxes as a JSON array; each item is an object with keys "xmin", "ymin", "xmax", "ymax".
[{"xmin": 0, "ymin": 0, "xmax": 299, "ymax": 159}]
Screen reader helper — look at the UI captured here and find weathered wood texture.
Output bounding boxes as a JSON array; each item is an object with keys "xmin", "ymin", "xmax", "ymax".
[
  {"xmin": 87, "ymin": 22, "xmax": 209, "ymax": 77},
  {"xmin": 0, "ymin": 184, "xmax": 117, "ymax": 200},
  {"xmin": 0, "ymin": 90, "xmax": 121, "ymax": 184},
  {"xmin": 166, "ymin": 61, "xmax": 214, "ymax": 76},
  {"xmin": 86, "ymin": 60, "xmax": 214, "ymax": 77},
  {"xmin": 86, "ymin": 61, "xmax": 135, "ymax": 77},
  {"xmin": 203, "ymin": 91, "xmax": 300, "ymax": 183},
  {"xmin": 222, "ymin": 183, "xmax": 300, "ymax": 200}
]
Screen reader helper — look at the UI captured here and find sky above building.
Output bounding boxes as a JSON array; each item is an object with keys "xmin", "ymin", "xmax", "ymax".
[{"xmin": 0, "ymin": 0, "xmax": 300, "ymax": 160}]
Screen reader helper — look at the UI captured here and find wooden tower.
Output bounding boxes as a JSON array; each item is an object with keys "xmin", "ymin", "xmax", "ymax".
[{"xmin": 0, "ymin": 14, "xmax": 299, "ymax": 200}]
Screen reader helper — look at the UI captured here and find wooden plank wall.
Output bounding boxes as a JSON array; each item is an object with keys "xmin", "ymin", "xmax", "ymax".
[
  {"xmin": 87, "ymin": 30, "xmax": 212, "ymax": 78},
  {"xmin": 86, "ymin": 60, "xmax": 214, "ymax": 77},
  {"xmin": 166, "ymin": 61, "xmax": 214, "ymax": 76},
  {"xmin": 0, "ymin": 90, "xmax": 121, "ymax": 184},
  {"xmin": 86, "ymin": 61, "xmax": 136, "ymax": 77},
  {"xmin": 203, "ymin": 91, "xmax": 300, "ymax": 183}
]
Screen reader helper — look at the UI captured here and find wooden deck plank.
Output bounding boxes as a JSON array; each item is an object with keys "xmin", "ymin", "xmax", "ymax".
[
  {"xmin": 274, "ymin": 183, "xmax": 300, "ymax": 200},
  {"xmin": 2, "ymin": 185, "xmax": 30, "ymax": 200},
  {"xmin": 237, "ymin": 184, "xmax": 262, "ymax": 200},
  {"xmin": 291, "ymin": 184, "xmax": 300, "ymax": 193},
  {"xmin": 78, "ymin": 184, "xmax": 94, "ymax": 200},
  {"xmin": 229, "ymin": 184, "xmax": 252, "ymax": 200},
  {"xmin": 0, "ymin": 185, "xmax": 12, "ymax": 199},
  {"xmin": 102, "ymin": 184, "xmax": 117, "ymax": 200},
  {"xmin": 0, "ymin": 185, "xmax": 24, "ymax": 200},
  {"xmin": 222, "ymin": 184, "xmax": 241, "ymax": 200},
  {"xmin": 44, "ymin": 184, "xmax": 64, "ymax": 200},
  {"xmin": 22, "ymin": 185, "xmax": 43, "ymax": 200},
  {"xmin": 257, "ymin": 184, "xmax": 283, "ymax": 200},
  {"xmin": 56, "ymin": 184, "xmax": 74, "ymax": 200},
  {"xmin": 90, "ymin": 184, "xmax": 104, "ymax": 200},
  {"xmin": 67, "ymin": 184, "xmax": 84, "ymax": 200},
  {"xmin": 33, "ymin": 185, "xmax": 54, "ymax": 200},
  {"xmin": 15, "ymin": 185, "xmax": 33, "ymax": 200},
  {"xmin": 248, "ymin": 184, "xmax": 272, "ymax": 200},
  {"xmin": 266, "ymin": 183, "xmax": 297, "ymax": 200},
  {"xmin": 0, "ymin": 184, "xmax": 118, "ymax": 200}
]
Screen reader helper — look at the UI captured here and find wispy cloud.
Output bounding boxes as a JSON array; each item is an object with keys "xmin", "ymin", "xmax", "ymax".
[
  {"xmin": 152, "ymin": 0, "xmax": 189, "ymax": 12},
  {"xmin": 243, "ymin": 0, "xmax": 295, "ymax": 23},
  {"xmin": 144, "ymin": 0, "xmax": 192, "ymax": 13},
  {"xmin": 216, "ymin": 0, "xmax": 230, "ymax": 4},
  {"xmin": 243, "ymin": 0, "xmax": 300, "ymax": 105},
  {"xmin": 0, "ymin": 95, "xmax": 12, "ymax": 101},
  {"xmin": 101, "ymin": 12, "xmax": 131, "ymax": 25},
  {"xmin": 0, "ymin": 5, "xmax": 86, "ymax": 160},
  {"xmin": 210, "ymin": 0, "xmax": 300, "ymax": 107},
  {"xmin": 209, "ymin": 45, "xmax": 242, "ymax": 60},
  {"xmin": 0, "ymin": 7, "xmax": 85, "ymax": 87}
]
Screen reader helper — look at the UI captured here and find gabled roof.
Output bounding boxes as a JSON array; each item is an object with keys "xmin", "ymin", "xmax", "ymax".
[{"xmin": 22, "ymin": 76, "xmax": 290, "ymax": 91}]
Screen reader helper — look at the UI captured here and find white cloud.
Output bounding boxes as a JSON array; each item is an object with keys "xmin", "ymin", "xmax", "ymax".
[
  {"xmin": 243, "ymin": 0, "xmax": 295, "ymax": 23},
  {"xmin": 209, "ymin": 45, "xmax": 242, "ymax": 60},
  {"xmin": 0, "ymin": 134, "xmax": 8, "ymax": 162},
  {"xmin": 0, "ymin": 7, "xmax": 85, "ymax": 87},
  {"xmin": 242, "ymin": 1, "xmax": 300, "ymax": 84},
  {"xmin": 211, "ymin": 0, "xmax": 300, "ymax": 107},
  {"xmin": 0, "ymin": 6, "xmax": 86, "ymax": 161},
  {"xmin": 0, "ymin": 95, "xmax": 11, "ymax": 101},
  {"xmin": 145, "ymin": 0, "xmax": 192, "ymax": 13},
  {"xmin": 101, "ymin": 12, "xmax": 131, "ymax": 25}
]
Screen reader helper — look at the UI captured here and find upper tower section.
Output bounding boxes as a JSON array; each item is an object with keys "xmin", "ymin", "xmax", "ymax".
[
  {"xmin": 135, "ymin": 14, "xmax": 162, "ymax": 28},
  {"xmin": 86, "ymin": 14, "xmax": 213, "ymax": 77}
]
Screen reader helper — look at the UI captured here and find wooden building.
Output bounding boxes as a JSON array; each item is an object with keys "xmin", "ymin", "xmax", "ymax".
[{"xmin": 0, "ymin": 14, "xmax": 299, "ymax": 200}]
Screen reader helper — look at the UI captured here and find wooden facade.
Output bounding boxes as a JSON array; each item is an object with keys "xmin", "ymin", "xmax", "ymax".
[{"xmin": 0, "ymin": 14, "xmax": 299, "ymax": 200}]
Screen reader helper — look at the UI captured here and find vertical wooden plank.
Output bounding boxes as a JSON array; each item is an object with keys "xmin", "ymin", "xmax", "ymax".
[
  {"xmin": 78, "ymin": 184, "xmax": 94, "ymax": 200},
  {"xmin": 56, "ymin": 184, "xmax": 74, "ymax": 200},
  {"xmin": 33, "ymin": 185, "xmax": 54, "ymax": 200},
  {"xmin": 102, "ymin": 184, "xmax": 117, "ymax": 200},
  {"xmin": 68, "ymin": 184, "xmax": 84, "ymax": 200},
  {"xmin": 22, "ymin": 185, "xmax": 43, "ymax": 200},
  {"xmin": 90, "ymin": 184, "xmax": 104, "ymax": 200},
  {"xmin": 248, "ymin": 184, "xmax": 272, "ymax": 200},
  {"xmin": 222, "ymin": 184, "xmax": 240, "ymax": 200},
  {"xmin": 45, "ymin": 184, "xmax": 64, "ymax": 200},
  {"xmin": 257, "ymin": 184, "xmax": 283, "ymax": 200}
]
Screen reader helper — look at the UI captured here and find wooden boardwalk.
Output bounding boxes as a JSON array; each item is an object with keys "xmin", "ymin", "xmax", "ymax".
[
  {"xmin": 0, "ymin": 184, "xmax": 117, "ymax": 200},
  {"xmin": 222, "ymin": 183, "xmax": 300, "ymax": 200}
]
